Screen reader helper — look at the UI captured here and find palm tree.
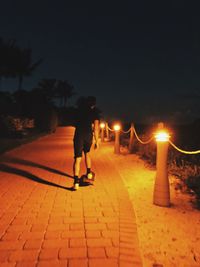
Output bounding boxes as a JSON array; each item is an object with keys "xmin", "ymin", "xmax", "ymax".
[
  {"xmin": 14, "ymin": 47, "xmax": 42, "ymax": 91},
  {"xmin": 0, "ymin": 91, "xmax": 13, "ymax": 114},
  {"xmin": 55, "ymin": 80, "xmax": 76, "ymax": 107},
  {"xmin": 36, "ymin": 79, "xmax": 57, "ymax": 103},
  {"xmin": 0, "ymin": 38, "xmax": 4, "ymax": 89},
  {"xmin": 0, "ymin": 38, "xmax": 17, "ymax": 88},
  {"xmin": 0, "ymin": 37, "xmax": 42, "ymax": 91}
]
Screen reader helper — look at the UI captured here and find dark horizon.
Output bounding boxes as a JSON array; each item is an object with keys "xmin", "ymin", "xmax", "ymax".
[{"xmin": 1, "ymin": 1, "xmax": 200, "ymax": 124}]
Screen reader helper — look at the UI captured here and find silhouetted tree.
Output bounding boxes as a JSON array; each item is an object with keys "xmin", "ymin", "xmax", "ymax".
[
  {"xmin": 0, "ymin": 91, "xmax": 14, "ymax": 114},
  {"xmin": 0, "ymin": 38, "xmax": 18, "ymax": 86},
  {"xmin": 14, "ymin": 47, "xmax": 42, "ymax": 91},
  {"xmin": 28, "ymin": 88, "xmax": 58, "ymax": 132},
  {"xmin": 36, "ymin": 79, "xmax": 57, "ymax": 103},
  {"xmin": 54, "ymin": 80, "xmax": 75, "ymax": 107},
  {"xmin": 0, "ymin": 37, "xmax": 42, "ymax": 90},
  {"xmin": 12, "ymin": 90, "xmax": 32, "ymax": 116},
  {"xmin": 0, "ymin": 38, "xmax": 5, "ymax": 87},
  {"xmin": 36, "ymin": 79, "xmax": 76, "ymax": 107}
]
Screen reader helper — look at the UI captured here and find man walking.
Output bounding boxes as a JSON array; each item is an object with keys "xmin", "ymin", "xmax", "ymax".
[{"xmin": 73, "ymin": 96, "xmax": 100, "ymax": 190}]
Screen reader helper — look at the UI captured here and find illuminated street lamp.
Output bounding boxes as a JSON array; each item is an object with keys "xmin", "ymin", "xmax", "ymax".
[
  {"xmin": 100, "ymin": 122, "xmax": 105, "ymax": 129},
  {"xmin": 114, "ymin": 123, "xmax": 121, "ymax": 154},
  {"xmin": 155, "ymin": 131, "xmax": 170, "ymax": 142},
  {"xmin": 153, "ymin": 123, "xmax": 170, "ymax": 207},
  {"xmin": 100, "ymin": 122, "xmax": 105, "ymax": 142},
  {"xmin": 113, "ymin": 124, "xmax": 121, "ymax": 131}
]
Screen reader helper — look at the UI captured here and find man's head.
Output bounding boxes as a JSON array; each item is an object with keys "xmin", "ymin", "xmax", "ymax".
[{"xmin": 86, "ymin": 96, "xmax": 96, "ymax": 109}]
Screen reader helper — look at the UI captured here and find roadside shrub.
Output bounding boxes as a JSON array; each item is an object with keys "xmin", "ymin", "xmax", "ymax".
[
  {"xmin": 34, "ymin": 107, "xmax": 58, "ymax": 133},
  {"xmin": 0, "ymin": 115, "xmax": 34, "ymax": 137}
]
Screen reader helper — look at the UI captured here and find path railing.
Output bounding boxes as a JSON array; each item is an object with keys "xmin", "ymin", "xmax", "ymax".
[{"xmin": 99, "ymin": 121, "xmax": 200, "ymax": 207}]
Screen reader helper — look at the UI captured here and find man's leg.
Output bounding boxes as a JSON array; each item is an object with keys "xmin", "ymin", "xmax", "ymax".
[
  {"xmin": 73, "ymin": 156, "xmax": 82, "ymax": 177},
  {"xmin": 85, "ymin": 152, "xmax": 91, "ymax": 172},
  {"xmin": 84, "ymin": 152, "xmax": 95, "ymax": 181},
  {"xmin": 83, "ymin": 134, "xmax": 93, "ymax": 176},
  {"xmin": 73, "ymin": 133, "xmax": 83, "ymax": 190},
  {"xmin": 73, "ymin": 157, "xmax": 82, "ymax": 190}
]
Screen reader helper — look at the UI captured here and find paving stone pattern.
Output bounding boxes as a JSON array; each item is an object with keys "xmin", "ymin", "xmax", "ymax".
[{"xmin": 0, "ymin": 127, "xmax": 143, "ymax": 267}]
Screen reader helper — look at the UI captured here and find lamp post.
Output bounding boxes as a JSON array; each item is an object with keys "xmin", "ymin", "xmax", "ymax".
[
  {"xmin": 105, "ymin": 122, "xmax": 110, "ymax": 141},
  {"xmin": 100, "ymin": 122, "xmax": 105, "ymax": 142},
  {"xmin": 128, "ymin": 123, "xmax": 134, "ymax": 152},
  {"xmin": 114, "ymin": 123, "xmax": 121, "ymax": 154},
  {"xmin": 153, "ymin": 123, "xmax": 170, "ymax": 207}
]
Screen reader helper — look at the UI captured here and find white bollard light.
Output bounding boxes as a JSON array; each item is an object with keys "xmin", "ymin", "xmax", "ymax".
[
  {"xmin": 100, "ymin": 122, "xmax": 105, "ymax": 142},
  {"xmin": 114, "ymin": 124, "xmax": 121, "ymax": 154},
  {"xmin": 153, "ymin": 123, "xmax": 170, "ymax": 207}
]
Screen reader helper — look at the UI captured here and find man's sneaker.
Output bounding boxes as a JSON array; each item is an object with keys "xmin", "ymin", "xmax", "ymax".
[
  {"xmin": 73, "ymin": 177, "xmax": 80, "ymax": 190},
  {"xmin": 87, "ymin": 171, "xmax": 95, "ymax": 181},
  {"xmin": 73, "ymin": 183, "xmax": 79, "ymax": 190}
]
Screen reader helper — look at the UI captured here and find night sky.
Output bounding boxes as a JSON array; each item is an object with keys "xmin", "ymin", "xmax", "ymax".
[{"xmin": 1, "ymin": 1, "xmax": 200, "ymax": 124}]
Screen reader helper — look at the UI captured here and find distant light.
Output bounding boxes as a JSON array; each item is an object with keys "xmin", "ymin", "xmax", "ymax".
[
  {"xmin": 100, "ymin": 122, "xmax": 106, "ymax": 129},
  {"xmin": 113, "ymin": 124, "xmax": 121, "ymax": 131},
  {"xmin": 155, "ymin": 131, "xmax": 170, "ymax": 142}
]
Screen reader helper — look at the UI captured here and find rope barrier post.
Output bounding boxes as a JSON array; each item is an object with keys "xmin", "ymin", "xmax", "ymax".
[
  {"xmin": 100, "ymin": 122, "xmax": 105, "ymax": 142},
  {"xmin": 105, "ymin": 122, "xmax": 110, "ymax": 141},
  {"xmin": 114, "ymin": 124, "xmax": 121, "ymax": 154},
  {"xmin": 128, "ymin": 123, "xmax": 134, "ymax": 152},
  {"xmin": 153, "ymin": 122, "xmax": 170, "ymax": 207}
]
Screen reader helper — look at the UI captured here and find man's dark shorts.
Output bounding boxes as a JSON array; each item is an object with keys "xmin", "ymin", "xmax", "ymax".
[{"xmin": 73, "ymin": 131, "xmax": 93, "ymax": 158}]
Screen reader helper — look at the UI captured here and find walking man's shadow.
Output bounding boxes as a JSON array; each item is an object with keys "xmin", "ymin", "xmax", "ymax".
[
  {"xmin": 0, "ymin": 161, "xmax": 73, "ymax": 191},
  {"xmin": 2, "ymin": 156, "xmax": 73, "ymax": 178}
]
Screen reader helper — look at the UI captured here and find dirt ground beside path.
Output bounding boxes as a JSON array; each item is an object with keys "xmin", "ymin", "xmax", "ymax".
[{"xmin": 106, "ymin": 145, "xmax": 200, "ymax": 267}]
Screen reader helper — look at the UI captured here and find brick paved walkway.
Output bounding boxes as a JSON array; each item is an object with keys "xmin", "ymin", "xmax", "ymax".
[{"xmin": 0, "ymin": 127, "xmax": 143, "ymax": 267}]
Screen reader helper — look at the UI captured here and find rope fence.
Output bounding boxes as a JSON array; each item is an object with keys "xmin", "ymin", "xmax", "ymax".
[
  {"xmin": 100, "ymin": 120, "xmax": 200, "ymax": 207},
  {"xmin": 121, "ymin": 128, "xmax": 131, "ymax": 134},
  {"xmin": 169, "ymin": 140, "xmax": 200, "ymax": 155},
  {"xmin": 107, "ymin": 125, "xmax": 115, "ymax": 132},
  {"xmin": 133, "ymin": 126, "xmax": 154, "ymax": 145},
  {"xmin": 103, "ymin": 122, "xmax": 200, "ymax": 155}
]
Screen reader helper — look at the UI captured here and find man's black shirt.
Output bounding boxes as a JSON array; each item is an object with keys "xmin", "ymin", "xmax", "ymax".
[{"xmin": 74, "ymin": 106, "xmax": 100, "ymax": 134}]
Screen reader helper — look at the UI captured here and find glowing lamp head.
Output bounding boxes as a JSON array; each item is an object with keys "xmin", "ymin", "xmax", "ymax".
[
  {"xmin": 100, "ymin": 122, "xmax": 105, "ymax": 129},
  {"xmin": 113, "ymin": 124, "xmax": 121, "ymax": 131},
  {"xmin": 155, "ymin": 131, "xmax": 170, "ymax": 142}
]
